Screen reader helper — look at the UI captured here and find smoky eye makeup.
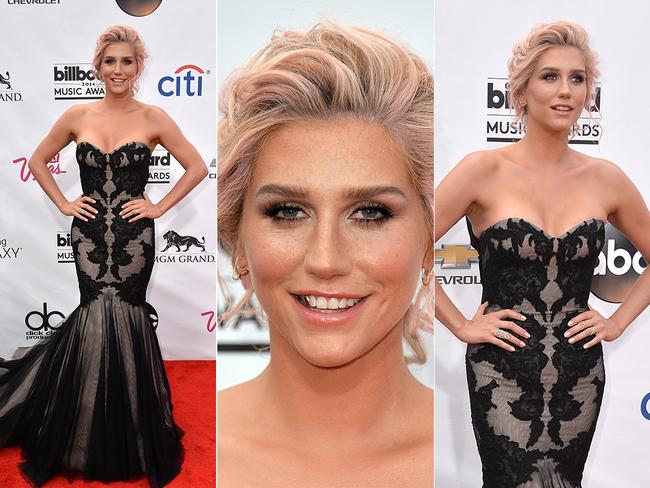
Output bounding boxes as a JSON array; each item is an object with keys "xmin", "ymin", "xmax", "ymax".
[
  {"xmin": 262, "ymin": 202, "xmax": 309, "ymax": 222},
  {"xmin": 348, "ymin": 201, "xmax": 395, "ymax": 226}
]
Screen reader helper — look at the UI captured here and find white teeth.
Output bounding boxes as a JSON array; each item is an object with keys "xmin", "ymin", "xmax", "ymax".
[{"xmin": 300, "ymin": 295, "xmax": 361, "ymax": 312}]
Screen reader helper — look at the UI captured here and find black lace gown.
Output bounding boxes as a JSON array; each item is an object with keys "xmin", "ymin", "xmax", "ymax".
[
  {"xmin": 466, "ymin": 217, "xmax": 605, "ymax": 488},
  {"xmin": 0, "ymin": 141, "xmax": 183, "ymax": 487}
]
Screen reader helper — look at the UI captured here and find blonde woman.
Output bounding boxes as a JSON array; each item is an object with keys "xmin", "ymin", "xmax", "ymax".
[
  {"xmin": 0, "ymin": 25, "xmax": 207, "ymax": 486},
  {"xmin": 436, "ymin": 21, "xmax": 650, "ymax": 487},
  {"xmin": 218, "ymin": 23, "xmax": 434, "ymax": 487}
]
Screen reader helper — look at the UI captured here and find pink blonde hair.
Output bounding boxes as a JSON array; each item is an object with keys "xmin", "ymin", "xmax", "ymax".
[
  {"xmin": 93, "ymin": 25, "xmax": 148, "ymax": 94},
  {"xmin": 508, "ymin": 20, "xmax": 600, "ymax": 124},
  {"xmin": 218, "ymin": 22, "xmax": 433, "ymax": 362}
]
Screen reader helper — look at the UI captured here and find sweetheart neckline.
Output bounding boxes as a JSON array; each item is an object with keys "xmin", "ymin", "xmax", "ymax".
[
  {"xmin": 77, "ymin": 140, "xmax": 152, "ymax": 154},
  {"xmin": 470, "ymin": 217, "xmax": 606, "ymax": 241}
]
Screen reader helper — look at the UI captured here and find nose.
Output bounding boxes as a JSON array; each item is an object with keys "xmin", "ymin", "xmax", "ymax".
[
  {"xmin": 303, "ymin": 215, "xmax": 352, "ymax": 280},
  {"xmin": 558, "ymin": 76, "xmax": 571, "ymax": 98}
]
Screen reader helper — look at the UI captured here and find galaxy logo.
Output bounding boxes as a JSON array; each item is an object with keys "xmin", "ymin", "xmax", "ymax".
[
  {"xmin": 158, "ymin": 65, "xmax": 207, "ymax": 97},
  {"xmin": 485, "ymin": 77, "xmax": 601, "ymax": 144},
  {"xmin": 0, "ymin": 237, "xmax": 22, "ymax": 260},
  {"xmin": 591, "ymin": 224, "xmax": 646, "ymax": 303},
  {"xmin": 53, "ymin": 63, "xmax": 104, "ymax": 100}
]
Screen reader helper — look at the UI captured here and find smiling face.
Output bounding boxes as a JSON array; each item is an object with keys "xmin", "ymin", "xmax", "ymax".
[
  {"xmin": 523, "ymin": 46, "xmax": 588, "ymax": 133},
  {"xmin": 99, "ymin": 42, "xmax": 138, "ymax": 96},
  {"xmin": 238, "ymin": 118, "xmax": 429, "ymax": 368}
]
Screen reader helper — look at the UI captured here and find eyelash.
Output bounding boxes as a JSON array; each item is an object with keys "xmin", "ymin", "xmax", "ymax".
[
  {"xmin": 105, "ymin": 59, "xmax": 133, "ymax": 65},
  {"xmin": 542, "ymin": 72, "xmax": 584, "ymax": 83},
  {"xmin": 262, "ymin": 202, "xmax": 394, "ymax": 227}
]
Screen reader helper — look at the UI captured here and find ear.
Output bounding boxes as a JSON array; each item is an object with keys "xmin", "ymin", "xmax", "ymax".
[{"xmin": 422, "ymin": 244, "xmax": 434, "ymax": 272}]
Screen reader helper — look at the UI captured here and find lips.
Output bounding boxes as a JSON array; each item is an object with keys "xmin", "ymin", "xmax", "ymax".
[
  {"xmin": 551, "ymin": 104, "xmax": 573, "ymax": 112},
  {"xmin": 296, "ymin": 294, "xmax": 364, "ymax": 312}
]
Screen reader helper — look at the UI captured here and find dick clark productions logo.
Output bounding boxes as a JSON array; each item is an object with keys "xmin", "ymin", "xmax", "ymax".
[{"xmin": 25, "ymin": 303, "xmax": 64, "ymax": 339}]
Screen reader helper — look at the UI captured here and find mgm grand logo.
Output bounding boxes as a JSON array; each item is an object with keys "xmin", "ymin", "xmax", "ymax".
[{"xmin": 156, "ymin": 229, "xmax": 215, "ymax": 264}]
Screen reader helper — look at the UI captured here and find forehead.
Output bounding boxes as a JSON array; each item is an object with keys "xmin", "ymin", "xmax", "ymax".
[
  {"xmin": 248, "ymin": 118, "xmax": 415, "ymax": 196},
  {"xmin": 103, "ymin": 42, "xmax": 136, "ymax": 58},
  {"xmin": 535, "ymin": 45, "xmax": 586, "ymax": 70}
]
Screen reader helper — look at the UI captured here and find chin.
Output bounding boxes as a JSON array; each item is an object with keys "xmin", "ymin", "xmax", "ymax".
[{"xmin": 295, "ymin": 339, "xmax": 365, "ymax": 369}]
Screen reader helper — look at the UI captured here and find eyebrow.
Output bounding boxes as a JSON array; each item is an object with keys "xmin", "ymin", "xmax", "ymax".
[
  {"xmin": 255, "ymin": 184, "xmax": 408, "ymax": 200},
  {"xmin": 539, "ymin": 66, "xmax": 586, "ymax": 73}
]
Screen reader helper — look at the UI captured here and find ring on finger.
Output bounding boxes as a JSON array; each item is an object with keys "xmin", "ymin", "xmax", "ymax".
[
  {"xmin": 491, "ymin": 328, "xmax": 511, "ymax": 340},
  {"xmin": 590, "ymin": 327, "xmax": 596, "ymax": 336}
]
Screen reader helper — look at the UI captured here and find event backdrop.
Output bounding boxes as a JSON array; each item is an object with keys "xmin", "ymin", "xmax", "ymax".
[
  {"xmin": 435, "ymin": 0, "xmax": 649, "ymax": 486},
  {"xmin": 0, "ymin": 0, "xmax": 216, "ymax": 360},
  {"xmin": 217, "ymin": 0, "xmax": 435, "ymax": 390}
]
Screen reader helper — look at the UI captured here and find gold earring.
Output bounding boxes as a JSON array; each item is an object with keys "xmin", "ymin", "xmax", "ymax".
[
  {"xmin": 232, "ymin": 257, "xmax": 249, "ymax": 280},
  {"xmin": 421, "ymin": 268, "xmax": 432, "ymax": 286}
]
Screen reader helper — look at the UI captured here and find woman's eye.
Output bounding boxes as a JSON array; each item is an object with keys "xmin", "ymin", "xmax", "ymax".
[
  {"xmin": 105, "ymin": 59, "xmax": 114, "ymax": 65},
  {"xmin": 543, "ymin": 72, "xmax": 557, "ymax": 80},
  {"xmin": 571, "ymin": 74, "xmax": 584, "ymax": 83},
  {"xmin": 349, "ymin": 205, "xmax": 392, "ymax": 225},
  {"xmin": 264, "ymin": 204, "xmax": 307, "ymax": 221},
  {"xmin": 124, "ymin": 59, "xmax": 132, "ymax": 65}
]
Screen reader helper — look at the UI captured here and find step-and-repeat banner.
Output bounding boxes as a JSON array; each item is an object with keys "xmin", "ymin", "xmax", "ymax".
[
  {"xmin": 217, "ymin": 0, "xmax": 435, "ymax": 391},
  {"xmin": 436, "ymin": 0, "xmax": 649, "ymax": 486},
  {"xmin": 0, "ymin": 0, "xmax": 216, "ymax": 360}
]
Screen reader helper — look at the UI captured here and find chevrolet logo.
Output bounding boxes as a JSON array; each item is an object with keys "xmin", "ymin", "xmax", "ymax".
[{"xmin": 435, "ymin": 245, "xmax": 479, "ymax": 269}]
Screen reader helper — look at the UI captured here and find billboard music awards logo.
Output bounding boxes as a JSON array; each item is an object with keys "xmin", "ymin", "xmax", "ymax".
[
  {"xmin": 24, "ymin": 303, "xmax": 64, "ymax": 340},
  {"xmin": 56, "ymin": 231, "xmax": 73, "ymax": 263},
  {"xmin": 0, "ymin": 237, "xmax": 22, "ymax": 259},
  {"xmin": 486, "ymin": 77, "xmax": 601, "ymax": 144},
  {"xmin": 156, "ymin": 229, "xmax": 215, "ymax": 264},
  {"xmin": 12, "ymin": 152, "xmax": 65, "ymax": 182},
  {"xmin": 435, "ymin": 243, "xmax": 481, "ymax": 286},
  {"xmin": 53, "ymin": 64, "xmax": 104, "ymax": 100},
  {"xmin": 148, "ymin": 148, "xmax": 173, "ymax": 184},
  {"xmin": 158, "ymin": 65, "xmax": 208, "ymax": 97},
  {"xmin": 591, "ymin": 224, "xmax": 646, "ymax": 303},
  {"xmin": 0, "ymin": 70, "xmax": 23, "ymax": 102}
]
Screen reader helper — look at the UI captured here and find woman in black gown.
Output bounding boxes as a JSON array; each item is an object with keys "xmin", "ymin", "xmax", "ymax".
[
  {"xmin": 0, "ymin": 25, "xmax": 207, "ymax": 486},
  {"xmin": 435, "ymin": 21, "xmax": 650, "ymax": 487}
]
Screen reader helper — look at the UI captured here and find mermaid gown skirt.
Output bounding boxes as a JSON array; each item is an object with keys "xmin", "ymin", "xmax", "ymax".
[
  {"xmin": 0, "ymin": 142, "xmax": 183, "ymax": 487},
  {"xmin": 466, "ymin": 217, "xmax": 605, "ymax": 488}
]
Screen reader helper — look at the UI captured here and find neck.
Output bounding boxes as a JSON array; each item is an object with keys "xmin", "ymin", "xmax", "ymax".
[
  {"xmin": 101, "ymin": 90, "xmax": 135, "ymax": 111},
  {"xmin": 518, "ymin": 119, "xmax": 571, "ymax": 167},
  {"xmin": 258, "ymin": 320, "xmax": 422, "ymax": 442}
]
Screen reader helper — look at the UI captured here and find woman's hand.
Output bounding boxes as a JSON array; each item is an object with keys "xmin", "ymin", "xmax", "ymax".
[
  {"xmin": 455, "ymin": 301, "xmax": 529, "ymax": 352},
  {"xmin": 119, "ymin": 193, "xmax": 163, "ymax": 223},
  {"xmin": 59, "ymin": 195, "xmax": 98, "ymax": 222},
  {"xmin": 564, "ymin": 309, "xmax": 624, "ymax": 349}
]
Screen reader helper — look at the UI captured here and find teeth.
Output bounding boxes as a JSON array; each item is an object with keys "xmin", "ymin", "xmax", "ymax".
[{"xmin": 300, "ymin": 295, "xmax": 361, "ymax": 312}]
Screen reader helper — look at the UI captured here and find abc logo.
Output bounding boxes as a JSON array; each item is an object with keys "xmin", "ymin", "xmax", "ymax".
[
  {"xmin": 591, "ymin": 225, "xmax": 646, "ymax": 303},
  {"xmin": 115, "ymin": 0, "xmax": 162, "ymax": 17}
]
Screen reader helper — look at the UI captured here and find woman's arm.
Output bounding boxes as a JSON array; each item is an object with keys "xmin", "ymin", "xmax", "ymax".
[
  {"xmin": 435, "ymin": 152, "xmax": 529, "ymax": 351},
  {"xmin": 567, "ymin": 162, "xmax": 650, "ymax": 347},
  {"xmin": 120, "ymin": 106, "xmax": 208, "ymax": 222},
  {"xmin": 28, "ymin": 105, "xmax": 98, "ymax": 222}
]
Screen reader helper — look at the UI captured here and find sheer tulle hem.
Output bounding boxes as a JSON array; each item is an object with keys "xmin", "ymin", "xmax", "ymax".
[{"xmin": 0, "ymin": 294, "xmax": 183, "ymax": 487}]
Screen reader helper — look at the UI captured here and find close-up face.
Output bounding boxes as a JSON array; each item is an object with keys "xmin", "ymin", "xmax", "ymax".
[
  {"xmin": 99, "ymin": 41, "xmax": 138, "ymax": 95},
  {"xmin": 523, "ymin": 45, "xmax": 588, "ymax": 132},
  {"xmin": 238, "ymin": 117, "xmax": 429, "ymax": 368}
]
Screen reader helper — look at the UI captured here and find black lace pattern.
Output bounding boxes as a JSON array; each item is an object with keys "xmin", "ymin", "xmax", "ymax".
[{"xmin": 466, "ymin": 217, "xmax": 605, "ymax": 488}]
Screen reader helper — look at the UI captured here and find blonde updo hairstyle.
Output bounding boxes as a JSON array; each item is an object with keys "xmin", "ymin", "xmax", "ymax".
[
  {"xmin": 218, "ymin": 22, "xmax": 434, "ymax": 363},
  {"xmin": 507, "ymin": 20, "xmax": 600, "ymax": 125},
  {"xmin": 93, "ymin": 25, "xmax": 148, "ymax": 95}
]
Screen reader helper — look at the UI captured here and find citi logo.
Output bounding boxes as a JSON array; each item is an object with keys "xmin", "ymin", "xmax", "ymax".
[
  {"xmin": 641, "ymin": 393, "xmax": 650, "ymax": 421},
  {"xmin": 591, "ymin": 226, "xmax": 646, "ymax": 303},
  {"xmin": 158, "ymin": 64, "xmax": 206, "ymax": 97},
  {"xmin": 54, "ymin": 65, "xmax": 96, "ymax": 82}
]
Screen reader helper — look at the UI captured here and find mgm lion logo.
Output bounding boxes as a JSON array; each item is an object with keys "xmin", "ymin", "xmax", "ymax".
[
  {"xmin": 0, "ymin": 72, "xmax": 11, "ymax": 90},
  {"xmin": 161, "ymin": 230, "xmax": 206, "ymax": 252}
]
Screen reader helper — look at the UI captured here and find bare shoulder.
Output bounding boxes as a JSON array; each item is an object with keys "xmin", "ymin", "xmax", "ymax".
[
  {"xmin": 218, "ymin": 379, "xmax": 259, "ymax": 437},
  {"xmin": 453, "ymin": 148, "xmax": 503, "ymax": 176},
  {"xmin": 140, "ymin": 103, "xmax": 172, "ymax": 123},
  {"xmin": 574, "ymin": 151, "xmax": 631, "ymax": 186}
]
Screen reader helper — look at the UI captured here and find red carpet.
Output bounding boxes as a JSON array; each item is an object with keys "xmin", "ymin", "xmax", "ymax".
[{"xmin": 0, "ymin": 360, "xmax": 216, "ymax": 487}]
